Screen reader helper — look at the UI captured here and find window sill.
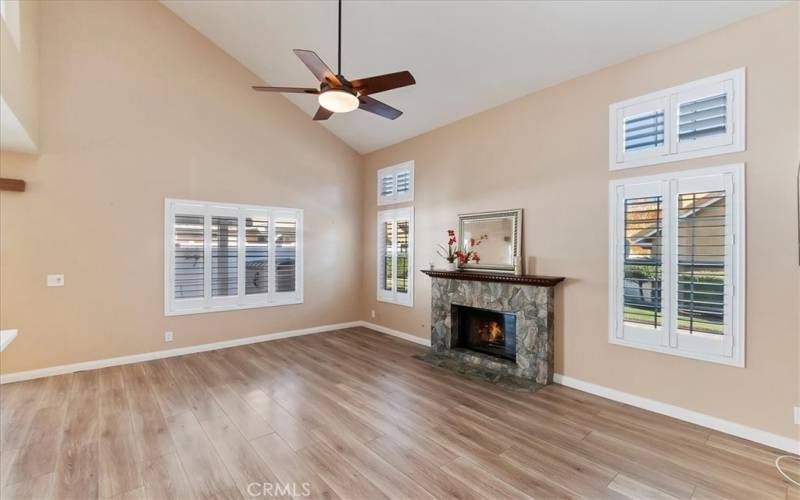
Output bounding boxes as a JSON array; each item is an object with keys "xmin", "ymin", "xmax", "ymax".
[
  {"xmin": 609, "ymin": 337, "xmax": 744, "ymax": 367},
  {"xmin": 609, "ymin": 142, "xmax": 745, "ymax": 171},
  {"xmin": 165, "ymin": 298, "xmax": 303, "ymax": 317},
  {"xmin": 377, "ymin": 297, "xmax": 414, "ymax": 308},
  {"xmin": 0, "ymin": 329, "xmax": 18, "ymax": 352}
]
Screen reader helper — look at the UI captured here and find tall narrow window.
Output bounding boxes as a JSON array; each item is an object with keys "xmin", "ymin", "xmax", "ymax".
[
  {"xmin": 378, "ymin": 207, "xmax": 413, "ymax": 306},
  {"xmin": 165, "ymin": 200, "xmax": 303, "ymax": 315},
  {"xmin": 609, "ymin": 164, "xmax": 744, "ymax": 366}
]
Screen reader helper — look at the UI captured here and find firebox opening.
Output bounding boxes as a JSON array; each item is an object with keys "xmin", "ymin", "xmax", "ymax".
[{"xmin": 454, "ymin": 305, "xmax": 517, "ymax": 361}]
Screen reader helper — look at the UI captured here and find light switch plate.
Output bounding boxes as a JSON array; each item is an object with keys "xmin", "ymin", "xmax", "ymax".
[
  {"xmin": 165, "ymin": 331, "xmax": 174, "ymax": 342},
  {"xmin": 47, "ymin": 274, "xmax": 65, "ymax": 287}
]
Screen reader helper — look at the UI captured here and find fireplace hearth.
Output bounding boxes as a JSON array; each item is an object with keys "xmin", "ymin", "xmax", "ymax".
[{"xmin": 454, "ymin": 305, "xmax": 516, "ymax": 361}]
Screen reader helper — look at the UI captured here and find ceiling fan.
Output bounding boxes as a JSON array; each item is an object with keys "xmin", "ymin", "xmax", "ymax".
[{"xmin": 252, "ymin": 0, "xmax": 415, "ymax": 121}]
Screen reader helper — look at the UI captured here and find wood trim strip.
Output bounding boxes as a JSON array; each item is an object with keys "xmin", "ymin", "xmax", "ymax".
[{"xmin": 0, "ymin": 178, "xmax": 26, "ymax": 192}]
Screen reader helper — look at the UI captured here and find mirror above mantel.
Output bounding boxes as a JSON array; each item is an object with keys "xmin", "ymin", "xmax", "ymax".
[{"xmin": 458, "ymin": 209, "xmax": 522, "ymax": 273}]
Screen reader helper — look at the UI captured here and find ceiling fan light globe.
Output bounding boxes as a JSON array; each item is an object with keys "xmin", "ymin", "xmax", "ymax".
[{"xmin": 318, "ymin": 89, "xmax": 359, "ymax": 113}]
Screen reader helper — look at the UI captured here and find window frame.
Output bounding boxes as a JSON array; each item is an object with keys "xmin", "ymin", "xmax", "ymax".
[
  {"xmin": 377, "ymin": 207, "xmax": 414, "ymax": 307},
  {"xmin": 608, "ymin": 164, "xmax": 745, "ymax": 367},
  {"xmin": 377, "ymin": 161, "xmax": 415, "ymax": 206},
  {"xmin": 609, "ymin": 68, "xmax": 745, "ymax": 171},
  {"xmin": 164, "ymin": 198, "xmax": 303, "ymax": 316}
]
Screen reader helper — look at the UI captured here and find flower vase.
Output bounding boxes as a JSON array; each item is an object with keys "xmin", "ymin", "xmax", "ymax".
[{"xmin": 445, "ymin": 261, "xmax": 458, "ymax": 272}]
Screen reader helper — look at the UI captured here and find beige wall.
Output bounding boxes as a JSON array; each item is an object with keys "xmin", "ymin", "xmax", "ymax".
[
  {"xmin": 0, "ymin": 0, "xmax": 363, "ymax": 373},
  {"xmin": 361, "ymin": 5, "xmax": 800, "ymax": 440},
  {"xmin": 0, "ymin": 0, "xmax": 40, "ymax": 150}
]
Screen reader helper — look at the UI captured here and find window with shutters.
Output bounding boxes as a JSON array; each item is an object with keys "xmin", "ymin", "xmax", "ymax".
[
  {"xmin": 609, "ymin": 68, "xmax": 745, "ymax": 170},
  {"xmin": 377, "ymin": 207, "xmax": 414, "ymax": 306},
  {"xmin": 377, "ymin": 161, "xmax": 414, "ymax": 206},
  {"xmin": 609, "ymin": 164, "xmax": 744, "ymax": 366},
  {"xmin": 165, "ymin": 199, "xmax": 303, "ymax": 315}
]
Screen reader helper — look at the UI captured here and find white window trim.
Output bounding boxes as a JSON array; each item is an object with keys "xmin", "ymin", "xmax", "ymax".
[
  {"xmin": 377, "ymin": 207, "xmax": 414, "ymax": 307},
  {"xmin": 608, "ymin": 164, "xmax": 745, "ymax": 367},
  {"xmin": 609, "ymin": 68, "xmax": 745, "ymax": 171},
  {"xmin": 377, "ymin": 161, "xmax": 415, "ymax": 206},
  {"xmin": 164, "ymin": 198, "xmax": 303, "ymax": 316}
]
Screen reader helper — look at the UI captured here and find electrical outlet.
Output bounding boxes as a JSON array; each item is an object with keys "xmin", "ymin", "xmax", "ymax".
[
  {"xmin": 371, "ymin": 309, "xmax": 376, "ymax": 319},
  {"xmin": 794, "ymin": 406, "xmax": 800, "ymax": 425},
  {"xmin": 47, "ymin": 274, "xmax": 65, "ymax": 287},
  {"xmin": 165, "ymin": 331, "xmax": 174, "ymax": 342}
]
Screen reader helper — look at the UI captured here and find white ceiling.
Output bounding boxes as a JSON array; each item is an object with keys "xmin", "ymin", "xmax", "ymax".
[{"xmin": 162, "ymin": 0, "xmax": 786, "ymax": 154}]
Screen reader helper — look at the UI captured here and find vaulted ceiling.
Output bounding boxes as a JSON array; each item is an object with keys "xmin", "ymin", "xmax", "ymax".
[{"xmin": 162, "ymin": 1, "xmax": 786, "ymax": 154}]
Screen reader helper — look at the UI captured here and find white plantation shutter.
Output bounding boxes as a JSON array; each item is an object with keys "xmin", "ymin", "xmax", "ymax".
[
  {"xmin": 377, "ymin": 161, "xmax": 414, "ymax": 205},
  {"xmin": 211, "ymin": 215, "xmax": 239, "ymax": 298},
  {"xmin": 609, "ymin": 164, "xmax": 744, "ymax": 366},
  {"xmin": 610, "ymin": 68, "xmax": 744, "ymax": 170},
  {"xmin": 674, "ymin": 77, "xmax": 735, "ymax": 154},
  {"xmin": 396, "ymin": 171, "xmax": 411, "ymax": 195},
  {"xmin": 380, "ymin": 174, "xmax": 394, "ymax": 198},
  {"xmin": 377, "ymin": 207, "xmax": 413, "ymax": 306},
  {"xmin": 274, "ymin": 218, "xmax": 298, "ymax": 294},
  {"xmin": 244, "ymin": 215, "xmax": 269, "ymax": 296},
  {"xmin": 624, "ymin": 111, "xmax": 665, "ymax": 153},
  {"xmin": 678, "ymin": 94, "xmax": 726, "ymax": 142},
  {"xmin": 165, "ymin": 200, "xmax": 303, "ymax": 315},
  {"xmin": 173, "ymin": 214, "xmax": 205, "ymax": 300},
  {"xmin": 612, "ymin": 180, "xmax": 670, "ymax": 348},
  {"xmin": 670, "ymin": 172, "xmax": 740, "ymax": 359},
  {"xmin": 615, "ymin": 97, "xmax": 670, "ymax": 165}
]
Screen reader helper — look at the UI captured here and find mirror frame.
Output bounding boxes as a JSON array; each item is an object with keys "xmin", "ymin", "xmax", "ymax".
[{"xmin": 457, "ymin": 209, "xmax": 523, "ymax": 273}]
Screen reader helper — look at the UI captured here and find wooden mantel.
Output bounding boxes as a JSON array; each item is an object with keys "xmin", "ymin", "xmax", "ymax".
[{"xmin": 420, "ymin": 269, "xmax": 565, "ymax": 287}]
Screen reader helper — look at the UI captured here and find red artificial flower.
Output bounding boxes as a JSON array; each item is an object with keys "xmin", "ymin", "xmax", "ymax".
[
  {"xmin": 447, "ymin": 229, "xmax": 455, "ymax": 236},
  {"xmin": 448, "ymin": 238, "xmax": 456, "ymax": 245},
  {"xmin": 473, "ymin": 253, "xmax": 480, "ymax": 263},
  {"xmin": 469, "ymin": 238, "xmax": 475, "ymax": 247}
]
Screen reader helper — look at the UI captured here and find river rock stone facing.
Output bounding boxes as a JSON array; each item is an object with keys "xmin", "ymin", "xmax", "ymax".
[{"xmin": 427, "ymin": 275, "xmax": 555, "ymax": 385}]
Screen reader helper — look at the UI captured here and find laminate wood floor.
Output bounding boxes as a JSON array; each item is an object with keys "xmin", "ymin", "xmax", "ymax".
[{"xmin": 1, "ymin": 327, "xmax": 797, "ymax": 499}]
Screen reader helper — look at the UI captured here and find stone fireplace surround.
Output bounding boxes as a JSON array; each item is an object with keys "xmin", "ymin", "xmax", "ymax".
[{"xmin": 420, "ymin": 270, "xmax": 564, "ymax": 388}]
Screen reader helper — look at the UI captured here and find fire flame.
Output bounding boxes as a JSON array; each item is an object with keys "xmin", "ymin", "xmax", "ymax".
[{"xmin": 480, "ymin": 320, "xmax": 504, "ymax": 344}]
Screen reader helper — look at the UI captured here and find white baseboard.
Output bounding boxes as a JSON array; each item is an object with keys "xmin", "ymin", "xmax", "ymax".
[
  {"xmin": 0, "ymin": 321, "xmax": 361, "ymax": 384},
  {"xmin": 358, "ymin": 321, "xmax": 431, "ymax": 347},
  {"xmin": 553, "ymin": 373, "xmax": 800, "ymax": 455}
]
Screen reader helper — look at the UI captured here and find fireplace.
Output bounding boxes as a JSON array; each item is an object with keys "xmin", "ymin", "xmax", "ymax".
[
  {"xmin": 454, "ymin": 305, "xmax": 516, "ymax": 361},
  {"xmin": 420, "ymin": 269, "xmax": 564, "ymax": 386}
]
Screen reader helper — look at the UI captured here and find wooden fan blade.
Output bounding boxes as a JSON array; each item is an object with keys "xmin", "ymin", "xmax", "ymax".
[
  {"xmin": 313, "ymin": 106, "xmax": 334, "ymax": 121},
  {"xmin": 252, "ymin": 86, "xmax": 319, "ymax": 94},
  {"xmin": 351, "ymin": 71, "xmax": 415, "ymax": 96},
  {"xmin": 293, "ymin": 49, "xmax": 342, "ymax": 87},
  {"xmin": 358, "ymin": 96, "xmax": 402, "ymax": 120}
]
